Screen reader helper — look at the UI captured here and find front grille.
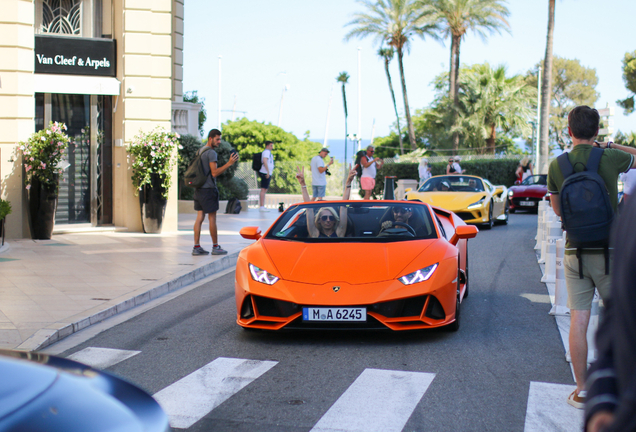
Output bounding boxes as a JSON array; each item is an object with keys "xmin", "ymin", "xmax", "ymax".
[
  {"xmin": 424, "ymin": 295, "xmax": 446, "ymax": 320},
  {"xmin": 455, "ymin": 212, "xmax": 475, "ymax": 221},
  {"xmin": 253, "ymin": 296, "xmax": 300, "ymax": 317},
  {"xmin": 369, "ymin": 295, "xmax": 427, "ymax": 318}
]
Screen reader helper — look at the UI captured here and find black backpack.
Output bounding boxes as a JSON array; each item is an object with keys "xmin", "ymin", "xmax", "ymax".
[
  {"xmin": 183, "ymin": 147, "xmax": 211, "ymax": 189},
  {"xmin": 225, "ymin": 198, "xmax": 242, "ymax": 214},
  {"xmin": 252, "ymin": 152, "xmax": 263, "ymax": 172},
  {"xmin": 557, "ymin": 147, "xmax": 613, "ymax": 277},
  {"xmin": 354, "ymin": 150, "xmax": 366, "ymax": 178}
]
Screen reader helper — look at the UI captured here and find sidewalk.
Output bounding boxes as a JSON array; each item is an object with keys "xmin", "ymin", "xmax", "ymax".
[{"xmin": 0, "ymin": 208, "xmax": 282, "ymax": 351}]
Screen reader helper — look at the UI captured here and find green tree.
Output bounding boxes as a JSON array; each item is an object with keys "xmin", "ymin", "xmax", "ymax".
[
  {"xmin": 617, "ymin": 50, "xmax": 636, "ymax": 114},
  {"xmin": 183, "ymin": 90, "xmax": 207, "ymax": 137},
  {"xmin": 337, "ymin": 71, "xmax": 350, "ymax": 170},
  {"xmin": 378, "ymin": 47, "xmax": 404, "ymax": 155},
  {"xmin": 526, "ymin": 56, "xmax": 599, "ymax": 151},
  {"xmin": 538, "ymin": 0, "xmax": 556, "ymax": 173},
  {"xmin": 221, "ymin": 118, "xmax": 322, "ymax": 193},
  {"xmin": 426, "ymin": 0, "xmax": 510, "ymax": 153},
  {"xmin": 345, "ymin": 0, "xmax": 439, "ymax": 150}
]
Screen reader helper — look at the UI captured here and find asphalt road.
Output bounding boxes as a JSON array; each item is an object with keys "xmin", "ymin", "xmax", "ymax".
[{"xmin": 53, "ymin": 212, "xmax": 575, "ymax": 432}]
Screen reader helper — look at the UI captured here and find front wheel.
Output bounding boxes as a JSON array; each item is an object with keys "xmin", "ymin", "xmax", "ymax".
[
  {"xmin": 483, "ymin": 201, "xmax": 494, "ymax": 230},
  {"xmin": 496, "ymin": 199, "xmax": 509, "ymax": 225}
]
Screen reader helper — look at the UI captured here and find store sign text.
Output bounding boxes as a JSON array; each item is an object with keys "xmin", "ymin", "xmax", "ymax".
[{"xmin": 35, "ymin": 35, "xmax": 116, "ymax": 77}]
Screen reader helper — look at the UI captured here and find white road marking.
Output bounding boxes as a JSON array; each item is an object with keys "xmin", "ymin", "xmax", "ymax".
[
  {"xmin": 153, "ymin": 357, "xmax": 277, "ymax": 429},
  {"xmin": 524, "ymin": 382, "xmax": 583, "ymax": 432},
  {"xmin": 67, "ymin": 347, "xmax": 140, "ymax": 369},
  {"xmin": 311, "ymin": 368, "xmax": 435, "ymax": 432}
]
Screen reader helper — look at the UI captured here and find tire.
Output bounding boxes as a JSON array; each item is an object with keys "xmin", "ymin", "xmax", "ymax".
[
  {"xmin": 483, "ymin": 201, "xmax": 494, "ymax": 230},
  {"xmin": 463, "ymin": 252, "xmax": 469, "ymax": 298},
  {"xmin": 446, "ymin": 270, "xmax": 461, "ymax": 332}
]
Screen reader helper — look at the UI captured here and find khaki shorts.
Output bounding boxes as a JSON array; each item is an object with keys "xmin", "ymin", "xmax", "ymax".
[{"xmin": 564, "ymin": 253, "xmax": 612, "ymax": 310}]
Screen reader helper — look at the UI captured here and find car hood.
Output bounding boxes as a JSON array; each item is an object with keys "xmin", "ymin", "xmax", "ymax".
[
  {"xmin": 407, "ymin": 192, "xmax": 486, "ymax": 211},
  {"xmin": 261, "ymin": 240, "xmax": 437, "ymax": 284}
]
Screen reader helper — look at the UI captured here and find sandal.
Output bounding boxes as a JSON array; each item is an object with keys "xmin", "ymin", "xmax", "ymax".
[{"xmin": 567, "ymin": 390, "xmax": 586, "ymax": 409}]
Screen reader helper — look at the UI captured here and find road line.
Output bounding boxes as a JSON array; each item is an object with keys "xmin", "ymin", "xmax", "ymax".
[
  {"xmin": 524, "ymin": 381, "xmax": 583, "ymax": 432},
  {"xmin": 67, "ymin": 347, "xmax": 140, "ymax": 369},
  {"xmin": 153, "ymin": 357, "xmax": 278, "ymax": 429},
  {"xmin": 311, "ymin": 368, "xmax": 435, "ymax": 432}
]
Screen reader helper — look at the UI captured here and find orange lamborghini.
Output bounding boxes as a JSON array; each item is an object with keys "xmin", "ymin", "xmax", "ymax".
[{"xmin": 235, "ymin": 200, "xmax": 478, "ymax": 332}]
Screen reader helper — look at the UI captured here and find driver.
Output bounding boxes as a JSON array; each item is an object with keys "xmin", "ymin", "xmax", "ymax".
[
  {"xmin": 380, "ymin": 206, "xmax": 414, "ymax": 233},
  {"xmin": 468, "ymin": 179, "xmax": 477, "ymax": 190},
  {"xmin": 440, "ymin": 181, "xmax": 451, "ymax": 191}
]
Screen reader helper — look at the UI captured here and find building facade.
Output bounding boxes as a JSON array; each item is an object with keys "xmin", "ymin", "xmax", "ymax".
[{"xmin": 0, "ymin": 0, "xmax": 199, "ymax": 239}]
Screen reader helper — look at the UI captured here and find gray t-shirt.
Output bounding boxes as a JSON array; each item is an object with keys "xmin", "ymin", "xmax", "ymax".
[{"xmin": 198, "ymin": 146, "xmax": 218, "ymax": 188}]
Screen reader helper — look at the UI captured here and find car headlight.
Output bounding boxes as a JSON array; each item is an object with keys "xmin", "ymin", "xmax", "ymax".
[
  {"xmin": 508, "ymin": 190, "xmax": 514, "ymax": 197},
  {"xmin": 399, "ymin": 263, "xmax": 438, "ymax": 285},
  {"xmin": 467, "ymin": 197, "xmax": 485, "ymax": 209},
  {"xmin": 249, "ymin": 263, "xmax": 279, "ymax": 285}
]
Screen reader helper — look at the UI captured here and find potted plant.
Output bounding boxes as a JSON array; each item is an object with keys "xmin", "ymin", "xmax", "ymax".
[
  {"xmin": 128, "ymin": 127, "xmax": 181, "ymax": 233},
  {"xmin": 19, "ymin": 122, "xmax": 70, "ymax": 239},
  {"xmin": 0, "ymin": 198, "xmax": 11, "ymax": 246}
]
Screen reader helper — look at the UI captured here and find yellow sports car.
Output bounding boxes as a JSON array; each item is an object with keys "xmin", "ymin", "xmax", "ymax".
[{"xmin": 405, "ymin": 175, "xmax": 509, "ymax": 229}]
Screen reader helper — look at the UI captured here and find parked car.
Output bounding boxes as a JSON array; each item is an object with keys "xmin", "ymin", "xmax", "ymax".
[
  {"xmin": 0, "ymin": 349, "xmax": 170, "ymax": 432},
  {"xmin": 235, "ymin": 200, "xmax": 478, "ymax": 332},
  {"xmin": 507, "ymin": 174, "xmax": 548, "ymax": 213},
  {"xmin": 405, "ymin": 175, "xmax": 509, "ymax": 229}
]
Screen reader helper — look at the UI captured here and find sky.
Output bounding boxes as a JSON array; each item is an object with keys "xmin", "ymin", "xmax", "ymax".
[{"xmin": 183, "ymin": 0, "xmax": 636, "ymax": 147}]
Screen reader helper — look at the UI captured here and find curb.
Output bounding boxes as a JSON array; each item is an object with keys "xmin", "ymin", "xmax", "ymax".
[{"xmin": 17, "ymin": 251, "xmax": 240, "ymax": 352}]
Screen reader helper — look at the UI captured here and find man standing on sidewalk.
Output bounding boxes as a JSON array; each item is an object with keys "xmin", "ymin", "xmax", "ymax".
[
  {"xmin": 360, "ymin": 145, "xmax": 384, "ymax": 200},
  {"xmin": 258, "ymin": 141, "xmax": 275, "ymax": 211},
  {"xmin": 310, "ymin": 148, "xmax": 333, "ymax": 201},
  {"xmin": 192, "ymin": 129, "xmax": 238, "ymax": 256},
  {"xmin": 547, "ymin": 106, "xmax": 636, "ymax": 409}
]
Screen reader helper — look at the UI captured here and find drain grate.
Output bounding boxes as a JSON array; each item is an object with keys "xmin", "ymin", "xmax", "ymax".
[{"xmin": 91, "ymin": 298, "xmax": 110, "ymax": 301}]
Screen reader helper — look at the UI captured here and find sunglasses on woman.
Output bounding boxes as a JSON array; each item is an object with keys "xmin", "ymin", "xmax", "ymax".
[{"xmin": 320, "ymin": 215, "xmax": 335, "ymax": 221}]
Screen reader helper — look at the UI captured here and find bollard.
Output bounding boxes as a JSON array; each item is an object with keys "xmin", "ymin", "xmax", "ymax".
[
  {"xmin": 586, "ymin": 291, "xmax": 600, "ymax": 364},
  {"xmin": 538, "ymin": 211, "xmax": 553, "ymax": 264},
  {"xmin": 535, "ymin": 201, "xmax": 547, "ymax": 249},
  {"xmin": 549, "ymin": 238, "xmax": 570, "ymax": 316},
  {"xmin": 541, "ymin": 220, "xmax": 562, "ymax": 283}
]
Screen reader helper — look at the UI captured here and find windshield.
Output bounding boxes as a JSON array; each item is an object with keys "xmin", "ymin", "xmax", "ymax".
[
  {"xmin": 265, "ymin": 202, "xmax": 438, "ymax": 242},
  {"xmin": 521, "ymin": 175, "xmax": 547, "ymax": 186},
  {"xmin": 419, "ymin": 176, "xmax": 485, "ymax": 192}
]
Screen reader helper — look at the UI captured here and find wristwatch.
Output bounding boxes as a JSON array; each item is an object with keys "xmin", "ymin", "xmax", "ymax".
[{"xmin": 607, "ymin": 141, "xmax": 613, "ymax": 149}]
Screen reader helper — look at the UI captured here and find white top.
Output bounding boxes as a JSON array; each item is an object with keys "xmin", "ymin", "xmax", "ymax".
[
  {"xmin": 361, "ymin": 155, "xmax": 376, "ymax": 178},
  {"xmin": 259, "ymin": 149, "xmax": 275, "ymax": 175},
  {"xmin": 452, "ymin": 162, "xmax": 462, "ymax": 173},
  {"xmin": 623, "ymin": 169, "xmax": 636, "ymax": 195},
  {"xmin": 418, "ymin": 166, "xmax": 431, "ymax": 182},
  {"xmin": 310, "ymin": 155, "xmax": 327, "ymax": 186}
]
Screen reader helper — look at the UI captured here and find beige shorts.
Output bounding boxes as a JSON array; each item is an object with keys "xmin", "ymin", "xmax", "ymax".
[
  {"xmin": 564, "ymin": 253, "xmax": 612, "ymax": 310},
  {"xmin": 360, "ymin": 177, "xmax": 375, "ymax": 191}
]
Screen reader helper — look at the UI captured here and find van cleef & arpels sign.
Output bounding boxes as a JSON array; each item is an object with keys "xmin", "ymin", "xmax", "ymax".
[{"xmin": 35, "ymin": 35, "xmax": 116, "ymax": 77}]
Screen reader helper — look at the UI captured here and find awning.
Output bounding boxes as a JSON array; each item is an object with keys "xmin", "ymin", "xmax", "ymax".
[{"xmin": 34, "ymin": 74, "xmax": 121, "ymax": 95}]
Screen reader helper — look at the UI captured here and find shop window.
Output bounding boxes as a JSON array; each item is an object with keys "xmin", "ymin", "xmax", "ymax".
[
  {"xmin": 40, "ymin": 0, "xmax": 82, "ymax": 35},
  {"xmin": 36, "ymin": 0, "xmax": 110, "ymax": 38}
]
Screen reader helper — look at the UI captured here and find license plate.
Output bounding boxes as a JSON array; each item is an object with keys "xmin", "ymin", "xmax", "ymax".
[
  {"xmin": 520, "ymin": 201, "xmax": 535, "ymax": 206},
  {"xmin": 303, "ymin": 307, "xmax": 366, "ymax": 322}
]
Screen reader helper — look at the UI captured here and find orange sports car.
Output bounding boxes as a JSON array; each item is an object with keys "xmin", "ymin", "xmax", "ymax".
[{"xmin": 235, "ymin": 200, "xmax": 478, "ymax": 332}]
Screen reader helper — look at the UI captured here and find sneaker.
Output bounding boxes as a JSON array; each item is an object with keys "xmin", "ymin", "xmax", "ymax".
[
  {"xmin": 259, "ymin": 206, "xmax": 270, "ymax": 212},
  {"xmin": 212, "ymin": 245, "xmax": 228, "ymax": 255},
  {"xmin": 567, "ymin": 390, "xmax": 586, "ymax": 409},
  {"xmin": 192, "ymin": 246, "xmax": 209, "ymax": 256}
]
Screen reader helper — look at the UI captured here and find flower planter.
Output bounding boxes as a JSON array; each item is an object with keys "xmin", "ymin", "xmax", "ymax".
[
  {"xmin": 139, "ymin": 174, "xmax": 167, "ymax": 233},
  {"xmin": 28, "ymin": 177, "xmax": 58, "ymax": 240}
]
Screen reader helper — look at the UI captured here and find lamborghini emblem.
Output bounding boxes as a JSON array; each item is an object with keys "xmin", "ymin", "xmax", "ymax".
[{"xmin": 332, "ymin": 286, "xmax": 341, "ymax": 293}]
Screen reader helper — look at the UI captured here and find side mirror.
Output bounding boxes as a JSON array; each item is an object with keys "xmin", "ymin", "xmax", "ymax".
[
  {"xmin": 494, "ymin": 187, "xmax": 504, "ymax": 196},
  {"xmin": 240, "ymin": 226, "xmax": 262, "ymax": 240},
  {"xmin": 405, "ymin": 188, "xmax": 412, "ymax": 193},
  {"xmin": 450, "ymin": 225, "xmax": 479, "ymax": 245}
]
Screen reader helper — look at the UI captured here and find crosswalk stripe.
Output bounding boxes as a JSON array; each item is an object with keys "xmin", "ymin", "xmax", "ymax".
[
  {"xmin": 153, "ymin": 357, "xmax": 278, "ymax": 429},
  {"xmin": 311, "ymin": 368, "xmax": 435, "ymax": 432},
  {"xmin": 524, "ymin": 382, "xmax": 583, "ymax": 432},
  {"xmin": 67, "ymin": 347, "xmax": 141, "ymax": 369}
]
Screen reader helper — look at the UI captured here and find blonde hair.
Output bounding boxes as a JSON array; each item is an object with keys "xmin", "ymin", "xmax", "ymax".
[
  {"xmin": 314, "ymin": 207, "xmax": 340, "ymax": 229},
  {"xmin": 419, "ymin": 157, "xmax": 429, "ymax": 167},
  {"xmin": 520, "ymin": 156, "xmax": 530, "ymax": 167}
]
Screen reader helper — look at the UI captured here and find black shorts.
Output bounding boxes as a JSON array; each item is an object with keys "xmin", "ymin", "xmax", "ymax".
[
  {"xmin": 259, "ymin": 172, "xmax": 271, "ymax": 189},
  {"xmin": 193, "ymin": 187, "xmax": 219, "ymax": 214}
]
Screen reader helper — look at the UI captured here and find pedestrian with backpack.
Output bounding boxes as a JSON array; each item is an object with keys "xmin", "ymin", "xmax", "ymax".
[
  {"xmin": 192, "ymin": 128, "xmax": 238, "ymax": 256},
  {"xmin": 258, "ymin": 141, "xmax": 275, "ymax": 211},
  {"xmin": 547, "ymin": 106, "xmax": 636, "ymax": 410}
]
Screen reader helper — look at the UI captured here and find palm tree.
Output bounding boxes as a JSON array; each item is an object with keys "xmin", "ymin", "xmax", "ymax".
[
  {"xmin": 427, "ymin": 0, "xmax": 510, "ymax": 152},
  {"xmin": 345, "ymin": 0, "xmax": 439, "ymax": 151},
  {"xmin": 460, "ymin": 64, "xmax": 535, "ymax": 154},
  {"xmin": 337, "ymin": 72, "xmax": 350, "ymax": 171},
  {"xmin": 378, "ymin": 47, "xmax": 404, "ymax": 154},
  {"xmin": 539, "ymin": 0, "xmax": 555, "ymax": 174}
]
